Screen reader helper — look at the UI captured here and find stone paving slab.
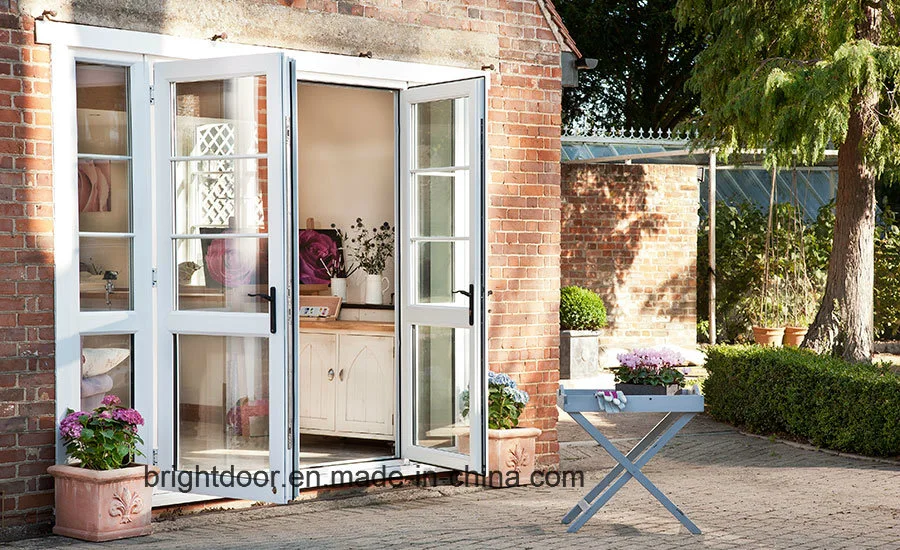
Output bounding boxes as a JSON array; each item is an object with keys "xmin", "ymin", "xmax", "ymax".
[{"xmin": 8, "ymin": 414, "xmax": 900, "ymax": 549}]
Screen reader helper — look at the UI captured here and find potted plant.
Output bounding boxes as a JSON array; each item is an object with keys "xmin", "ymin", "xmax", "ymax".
[
  {"xmin": 747, "ymin": 283, "xmax": 786, "ymax": 346},
  {"xmin": 343, "ymin": 218, "xmax": 394, "ymax": 305},
  {"xmin": 459, "ymin": 372, "xmax": 541, "ymax": 487},
  {"xmin": 324, "ymin": 223, "xmax": 361, "ymax": 301},
  {"xmin": 559, "ymin": 285, "xmax": 608, "ymax": 379},
  {"xmin": 612, "ymin": 348, "xmax": 688, "ymax": 395},
  {"xmin": 48, "ymin": 395, "xmax": 157, "ymax": 542}
]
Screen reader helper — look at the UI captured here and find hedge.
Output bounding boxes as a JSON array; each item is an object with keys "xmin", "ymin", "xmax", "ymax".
[{"xmin": 703, "ymin": 345, "xmax": 900, "ymax": 457}]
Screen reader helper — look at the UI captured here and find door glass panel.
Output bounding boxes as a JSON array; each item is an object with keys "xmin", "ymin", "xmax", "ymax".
[
  {"xmin": 79, "ymin": 236, "xmax": 132, "ymax": 311},
  {"xmin": 75, "ymin": 64, "xmax": 128, "ymax": 156},
  {"xmin": 175, "ymin": 237, "xmax": 268, "ymax": 312},
  {"xmin": 174, "ymin": 77, "xmax": 266, "ymax": 156},
  {"xmin": 173, "ymin": 158, "xmax": 268, "ymax": 234},
  {"xmin": 416, "ymin": 241, "xmax": 469, "ymax": 305},
  {"xmin": 415, "ymin": 98, "xmax": 467, "ymax": 169},
  {"xmin": 80, "ymin": 334, "xmax": 133, "ymax": 411},
  {"xmin": 78, "ymin": 160, "xmax": 131, "ymax": 233},
  {"xmin": 416, "ymin": 172, "xmax": 468, "ymax": 237},
  {"xmin": 414, "ymin": 326, "xmax": 469, "ymax": 450},
  {"xmin": 177, "ymin": 335, "xmax": 269, "ymax": 471}
]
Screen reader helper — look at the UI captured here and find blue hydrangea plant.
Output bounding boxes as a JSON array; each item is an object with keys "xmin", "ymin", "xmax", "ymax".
[{"xmin": 461, "ymin": 371, "xmax": 530, "ymax": 429}]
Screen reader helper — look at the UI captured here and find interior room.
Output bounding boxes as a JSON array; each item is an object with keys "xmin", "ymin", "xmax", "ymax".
[{"xmin": 295, "ymin": 82, "xmax": 397, "ymax": 466}]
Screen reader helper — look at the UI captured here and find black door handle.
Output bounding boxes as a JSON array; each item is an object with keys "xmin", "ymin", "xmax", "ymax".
[
  {"xmin": 247, "ymin": 286, "xmax": 276, "ymax": 334},
  {"xmin": 453, "ymin": 283, "xmax": 475, "ymax": 326}
]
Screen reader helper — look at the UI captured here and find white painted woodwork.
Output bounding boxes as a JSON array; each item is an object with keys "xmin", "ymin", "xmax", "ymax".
[{"xmin": 297, "ymin": 332, "xmax": 337, "ymax": 432}]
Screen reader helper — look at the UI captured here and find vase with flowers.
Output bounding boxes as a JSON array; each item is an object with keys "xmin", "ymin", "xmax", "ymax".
[
  {"xmin": 48, "ymin": 395, "xmax": 157, "ymax": 542},
  {"xmin": 458, "ymin": 371, "xmax": 541, "ymax": 487},
  {"xmin": 612, "ymin": 348, "xmax": 689, "ymax": 396},
  {"xmin": 339, "ymin": 218, "xmax": 395, "ymax": 305}
]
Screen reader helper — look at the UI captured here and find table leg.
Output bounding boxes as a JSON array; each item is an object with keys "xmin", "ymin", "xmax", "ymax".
[
  {"xmin": 562, "ymin": 413, "xmax": 677, "ymax": 524},
  {"xmin": 566, "ymin": 413, "xmax": 701, "ymax": 534}
]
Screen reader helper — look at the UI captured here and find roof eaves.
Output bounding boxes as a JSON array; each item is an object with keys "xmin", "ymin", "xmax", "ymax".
[{"xmin": 536, "ymin": 0, "xmax": 583, "ymax": 59}]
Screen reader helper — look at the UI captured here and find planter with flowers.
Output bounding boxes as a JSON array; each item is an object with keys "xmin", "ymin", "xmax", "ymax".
[
  {"xmin": 459, "ymin": 371, "xmax": 541, "ymax": 487},
  {"xmin": 613, "ymin": 348, "xmax": 689, "ymax": 396},
  {"xmin": 48, "ymin": 396, "xmax": 157, "ymax": 542},
  {"xmin": 339, "ymin": 218, "xmax": 395, "ymax": 305}
]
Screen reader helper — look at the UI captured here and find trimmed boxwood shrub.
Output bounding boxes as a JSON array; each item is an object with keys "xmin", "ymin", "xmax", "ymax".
[
  {"xmin": 560, "ymin": 286, "xmax": 608, "ymax": 331},
  {"xmin": 703, "ymin": 345, "xmax": 900, "ymax": 457}
]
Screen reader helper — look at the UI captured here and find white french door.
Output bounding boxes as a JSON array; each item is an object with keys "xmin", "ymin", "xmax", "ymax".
[
  {"xmin": 399, "ymin": 78, "xmax": 487, "ymax": 473},
  {"xmin": 155, "ymin": 53, "xmax": 293, "ymax": 502}
]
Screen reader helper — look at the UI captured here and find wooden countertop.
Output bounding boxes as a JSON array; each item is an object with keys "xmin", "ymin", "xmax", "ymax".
[{"xmin": 298, "ymin": 320, "xmax": 394, "ymax": 333}]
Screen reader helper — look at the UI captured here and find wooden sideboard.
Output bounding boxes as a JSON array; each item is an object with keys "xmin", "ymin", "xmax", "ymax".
[{"xmin": 298, "ymin": 320, "xmax": 395, "ymax": 441}]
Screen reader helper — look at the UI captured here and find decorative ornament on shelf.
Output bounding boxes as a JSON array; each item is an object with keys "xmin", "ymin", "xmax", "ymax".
[{"xmin": 337, "ymin": 218, "xmax": 395, "ymax": 304}]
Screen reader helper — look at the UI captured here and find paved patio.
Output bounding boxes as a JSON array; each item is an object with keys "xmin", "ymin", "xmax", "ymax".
[{"xmin": 9, "ymin": 411, "xmax": 899, "ymax": 549}]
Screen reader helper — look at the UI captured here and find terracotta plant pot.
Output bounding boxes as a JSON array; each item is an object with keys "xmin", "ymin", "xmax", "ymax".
[
  {"xmin": 752, "ymin": 326, "xmax": 785, "ymax": 347},
  {"xmin": 783, "ymin": 326, "xmax": 808, "ymax": 347},
  {"xmin": 48, "ymin": 463, "xmax": 158, "ymax": 542},
  {"xmin": 614, "ymin": 383, "xmax": 680, "ymax": 396},
  {"xmin": 457, "ymin": 427, "xmax": 542, "ymax": 488}
]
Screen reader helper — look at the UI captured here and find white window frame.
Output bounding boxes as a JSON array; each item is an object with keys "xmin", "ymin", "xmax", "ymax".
[{"xmin": 41, "ymin": 19, "xmax": 489, "ymax": 501}]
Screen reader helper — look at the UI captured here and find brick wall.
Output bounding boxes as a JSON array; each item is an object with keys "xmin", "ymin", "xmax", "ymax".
[
  {"xmin": 0, "ymin": 0, "xmax": 564, "ymax": 535},
  {"xmin": 561, "ymin": 164, "xmax": 698, "ymax": 349},
  {"xmin": 0, "ymin": 6, "xmax": 56, "ymax": 536}
]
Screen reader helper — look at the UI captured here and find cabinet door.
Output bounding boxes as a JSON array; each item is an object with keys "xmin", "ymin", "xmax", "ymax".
[
  {"xmin": 336, "ymin": 335, "xmax": 395, "ymax": 438},
  {"xmin": 298, "ymin": 332, "xmax": 337, "ymax": 432}
]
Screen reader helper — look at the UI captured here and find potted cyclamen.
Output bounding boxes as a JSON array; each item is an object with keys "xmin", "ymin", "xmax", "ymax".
[
  {"xmin": 459, "ymin": 372, "xmax": 541, "ymax": 488},
  {"xmin": 342, "ymin": 218, "xmax": 395, "ymax": 305},
  {"xmin": 613, "ymin": 348, "xmax": 689, "ymax": 396},
  {"xmin": 48, "ymin": 396, "xmax": 157, "ymax": 542}
]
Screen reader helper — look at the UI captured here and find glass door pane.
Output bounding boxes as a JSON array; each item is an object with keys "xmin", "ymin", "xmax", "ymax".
[
  {"xmin": 155, "ymin": 53, "xmax": 291, "ymax": 503},
  {"xmin": 400, "ymin": 78, "xmax": 486, "ymax": 473}
]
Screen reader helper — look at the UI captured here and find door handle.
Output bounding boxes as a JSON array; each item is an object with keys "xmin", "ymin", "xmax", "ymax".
[
  {"xmin": 327, "ymin": 368, "xmax": 335, "ymax": 381},
  {"xmin": 453, "ymin": 283, "xmax": 475, "ymax": 326},
  {"xmin": 247, "ymin": 286, "xmax": 277, "ymax": 334},
  {"xmin": 338, "ymin": 369, "xmax": 344, "ymax": 381}
]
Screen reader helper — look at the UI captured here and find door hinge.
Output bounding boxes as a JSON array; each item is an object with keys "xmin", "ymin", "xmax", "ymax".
[
  {"xmin": 152, "ymin": 448, "xmax": 159, "ymax": 465},
  {"xmin": 391, "ymin": 414, "xmax": 394, "ymax": 426},
  {"xmin": 285, "ymin": 115, "xmax": 291, "ymax": 139},
  {"xmin": 287, "ymin": 425, "xmax": 293, "ymax": 449},
  {"xmin": 151, "ymin": 268, "xmax": 158, "ymax": 287},
  {"xmin": 149, "ymin": 85, "xmax": 155, "ymax": 105}
]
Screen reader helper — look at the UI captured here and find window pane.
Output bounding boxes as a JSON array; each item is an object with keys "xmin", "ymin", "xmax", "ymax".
[
  {"xmin": 174, "ymin": 76, "xmax": 266, "ymax": 157},
  {"xmin": 416, "ymin": 241, "xmax": 469, "ymax": 305},
  {"xmin": 79, "ymin": 236, "xmax": 132, "ymax": 311},
  {"xmin": 76, "ymin": 64, "xmax": 128, "ymax": 156},
  {"xmin": 80, "ymin": 334, "xmax": 132, "ymax": 411},
  {"xmin": 416, "ymin": 172, "xmax": 468, "ymax": 238},
  {"xmin": 77, "ymin": 160, "xmax": 131, "ymax": 233},
  {"xmin": 177, "ymin": 335, "xmax": 269, "ymax": 471},
  {"xmin": 175, "ymin": 237, "xmax": 268, "ymax": 313},
  {"xmin": 414, "ymin": 326, "xmax": 469, "ymax": 450},
  {"xmin": 173, "ymin": 158, "xmax": 268, "ymax": 234},
  {"xmin": 415, "ymin": 97, "xmax": 467, "ymax": 169}
]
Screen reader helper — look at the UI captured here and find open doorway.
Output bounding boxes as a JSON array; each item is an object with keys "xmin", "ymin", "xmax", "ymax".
[{"xmin": 295, "ymin": 82, "xmax": 398, "ymax": 466}]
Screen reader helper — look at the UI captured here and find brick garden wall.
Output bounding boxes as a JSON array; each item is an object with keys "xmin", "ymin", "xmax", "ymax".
[
  {"xmin": 0, "ymin": 0, "xmax": 563, "ymax": 535},
  {"xmin": 561, "ymin": 164, "xmax": 698, "ymax": 349}
]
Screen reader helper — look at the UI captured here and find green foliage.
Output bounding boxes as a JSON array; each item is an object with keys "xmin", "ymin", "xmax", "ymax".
[
  {"xmin": 555, "ymin": 0, "xmax": 703, "ymax": 132},
  {"xmin": 675, "ymin": 0, "xmax": 900, "ymax": 172},
  {"xmin": 59, "ymin": 398, "xmax": 144, "ymax": 470},
  {"xmin": 875, "ymin": 206, "xmax": 900, "ymax": 337},
  {"xmin": 703, "ymin": 345, "xmax": 900, "ymax": 457},
  {"xmin": 461, "ymin": 372, "xmax": 529, "ymax": 430},
  {"xmin": 697, "ymin": 201, "xmax": 829, "ymax": 341},
  {"xmin": 560, "ymin": 286, "xmax": 608, "ymax": 331},
  {"xmin": 343, "ymin": 218, "xmax": 394, "ymax": 275}
]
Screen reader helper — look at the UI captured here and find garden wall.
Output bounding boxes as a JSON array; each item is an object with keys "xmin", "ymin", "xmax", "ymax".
[{"xmin": 561, "ymin": 163, "xmax": 699, "ymax": 349}]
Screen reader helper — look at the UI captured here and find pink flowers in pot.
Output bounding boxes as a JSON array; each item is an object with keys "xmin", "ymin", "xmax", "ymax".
[
  {"xmin": 59, "ymin": 395, "xmax": 145, "ymax": 470},
  {"xmin": 613, "ymin": 348, "xmax": 689, "ymax": 387}
]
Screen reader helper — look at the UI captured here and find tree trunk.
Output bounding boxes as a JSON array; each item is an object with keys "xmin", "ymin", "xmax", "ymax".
[{"xmin": 802, "ymin": 5, "xmax": 880, "ymax": 362}]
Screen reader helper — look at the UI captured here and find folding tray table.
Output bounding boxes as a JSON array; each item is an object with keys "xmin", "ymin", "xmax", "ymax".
[{"xmin": 557, "ymin": 386, "xmax": 705, "ymax": 534}]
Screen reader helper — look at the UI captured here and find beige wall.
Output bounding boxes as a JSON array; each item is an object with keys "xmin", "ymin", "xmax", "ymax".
[{"xmin": 296, "ymin": 82, "xmax": 395, "ymax": 304}]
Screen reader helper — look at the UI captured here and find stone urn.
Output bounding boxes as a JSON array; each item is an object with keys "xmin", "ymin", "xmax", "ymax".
[
  {"xmin": 458, "ymin": 427, "xmax": 542, "ymax": 488},
  {"xmin": 560, "ymin": 330, "xmax": 600, "ymax": 379},
  {"xmin": 48, "ymin": 464, "xmax": 158, "ymax": 542}
]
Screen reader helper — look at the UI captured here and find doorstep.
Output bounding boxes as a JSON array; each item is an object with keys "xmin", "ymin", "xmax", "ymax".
[{"xmin": 149, "ymin": 477, "xmax": 484, "ymax": 534}]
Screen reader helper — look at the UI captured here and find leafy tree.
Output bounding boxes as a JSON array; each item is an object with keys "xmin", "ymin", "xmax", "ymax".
[
  {"xmin": 555, "ymin": 0, "xmax": 703, "ymax": 133},
  {"xmin": 675, "ymin": 1, "xmax": 900, "ymax": 362}
]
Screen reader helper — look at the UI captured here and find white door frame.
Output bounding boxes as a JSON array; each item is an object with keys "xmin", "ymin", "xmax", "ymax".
[
  {"xmin": 42, "ymin": 21, "xmax": 491, "ymax": 500},
  {"xmin": 398, "ymin": 78, "xmax": 488, "ymax": 474},
  {"xmin": 154, "ymin": 53, "xmax": 293, "ymax": 503}
]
